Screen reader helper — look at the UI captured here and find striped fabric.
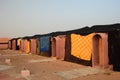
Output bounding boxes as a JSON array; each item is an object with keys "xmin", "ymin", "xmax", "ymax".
[{"xmin": 71, "ymin": 33, "xmax": 95, "ymax": 61}]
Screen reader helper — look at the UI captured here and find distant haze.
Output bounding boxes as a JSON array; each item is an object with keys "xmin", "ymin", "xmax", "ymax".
[{"xmin": 0, "ymin": 0, "xmax": 120, "ymax": 38}]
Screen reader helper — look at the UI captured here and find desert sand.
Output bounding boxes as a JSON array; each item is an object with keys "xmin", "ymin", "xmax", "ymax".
[{"xmin": 0, "ymin": 50, "xmax": 120, "ymax": 80}]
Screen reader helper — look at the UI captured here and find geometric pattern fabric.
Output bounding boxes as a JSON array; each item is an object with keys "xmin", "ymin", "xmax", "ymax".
[{"xmin": 71, "ymin": 33, "xmax": 95, "ymax": 61}]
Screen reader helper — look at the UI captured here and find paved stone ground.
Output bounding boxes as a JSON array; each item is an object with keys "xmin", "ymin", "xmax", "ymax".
[
  {"xmin": 29, "ymin": 58, "xmax": 56, "ymax": 63},
  {"xmin": 0, "ymin": 50, "xmax": 120, "ymax": 80},
  {"xmin": 0, "ymin": 65, "xmax": 14, "ymax": 71},
  {"xmin": 0, "ymin": 73, "xmax": 26, "ymax": 80},
  {"xmin": 55, "ymin": 67, "xmax": 113, "ymax": 79}
]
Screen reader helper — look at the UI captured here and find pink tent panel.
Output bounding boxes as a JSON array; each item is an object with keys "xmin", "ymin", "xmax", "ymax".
[
  {"xmin": 92, "ymin": 33, "xmax": 109, "ymax": 68},
  {"xmin": 12, "ymin": 40, "xmax": 16, "ymax": 50},
  {"xmin": 30, "ymin": 39, "xmax": 37, "ymax": 54},
  {"xmin": 8, "ymin": 41, "xmax": 11, "ymax": 49},
  {"xmin": 51, "ymin": 35, "xmax": 66, "ymax": 60}
]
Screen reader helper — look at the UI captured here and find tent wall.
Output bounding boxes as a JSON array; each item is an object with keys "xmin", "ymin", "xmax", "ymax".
[
  {"xmin": 30, "ymin": 39, "xmax": 37, "ymax": 54},
  {"xmin": 8, "ymin": 40, "xmax": 12, "ymax": 49},
  {"xmin": 51, "ymin": 38, "xmax": 56, "ymax": 57},
  {"xmin": 12, "ymin": 39, "xmax": 17, "ymax": 50},
  {"xmin": 108, "ymin": 30, "xmax": 120, "ymax": 71},
  {"xmin": 51, "ymin": 35, "xmax": 66, "ymax": 60}
]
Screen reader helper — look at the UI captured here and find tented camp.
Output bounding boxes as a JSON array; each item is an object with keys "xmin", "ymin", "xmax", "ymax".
[
  {"xmin": 5, "ymin": 23, "xmax": 120, "ymax": 71},
  {"xmin": 65, "ymin": 24, "xmax": 120, "ymax": 71},
  {"xmin": 64, "ymin": 24, "xmax": 120, "ymax": 70}
]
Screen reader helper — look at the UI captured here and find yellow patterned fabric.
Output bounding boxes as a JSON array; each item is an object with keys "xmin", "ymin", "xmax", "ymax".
[
  {"xmin": 71, "ymin": 33, "xmax": 95, "ymax": 61},
  {"xmin": 17, "ymin": 39, "xmax": 21, "ymax": 46}
]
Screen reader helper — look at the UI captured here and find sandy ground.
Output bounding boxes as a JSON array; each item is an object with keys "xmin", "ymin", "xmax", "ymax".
[{"xmin": 0, "ymin": 50, "xmax": 120, "ymax": 80}]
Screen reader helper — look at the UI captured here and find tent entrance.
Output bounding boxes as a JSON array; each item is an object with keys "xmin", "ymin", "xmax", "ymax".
[
  {"xmin": 92, "ymin": 34, "xmax": 103, "ymax": 67},
  {"xmin": 51, "ymin": 38, "xmax": 56, "ymax": 57},
  {"xmin": 92, "ymin": 33, "xmax": 109, "ymax": 68}
]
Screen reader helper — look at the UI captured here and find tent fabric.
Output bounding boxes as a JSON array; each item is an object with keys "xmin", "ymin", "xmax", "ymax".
[
  {"xmin": 36, "ymin": 38, "xmax": 40, "ymax": 54},
  {"xmin": 50, "ymin": 27, "xmax": 91, "ymax": 37},
  {"xmin": 71, "ymin": 33, "xmax": 95, "ymax": 61},
  {"xmin": 90, "ymin": 23, "xmax": 120, "ymax": 33},
  {"xmin": 108, "ymin": 30, "xmax": 120, "ymax": 71},
  {"xmin": 67, "ymin": 26, "xmax": 91, "ymax": 35},
  {"xmin": 40, "ymin": 36, "xmax": 50, "ymax": 52},
  {"xmin": 64, "ymin": 35, "xmax": 92, "ymax": 66}
]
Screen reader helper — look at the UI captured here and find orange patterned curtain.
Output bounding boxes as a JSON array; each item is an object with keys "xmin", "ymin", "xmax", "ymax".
[{"xmin": 71, "ymin": 33, "xmax": 95, "ymax": 61}]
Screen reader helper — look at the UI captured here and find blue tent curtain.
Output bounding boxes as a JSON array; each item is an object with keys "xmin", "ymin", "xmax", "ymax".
[{"xmin": 40, "ymin": 36, "xmax": 50, "ymax": 52}]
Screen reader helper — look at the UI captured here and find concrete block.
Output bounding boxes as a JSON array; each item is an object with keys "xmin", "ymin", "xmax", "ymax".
[
  {"xmin": 21, "ymin": 69, "xmax": 30, "ymax": 77},
  {"xmin": 5, "ymin": 59, "xmax": 11, "ymax": 65}
]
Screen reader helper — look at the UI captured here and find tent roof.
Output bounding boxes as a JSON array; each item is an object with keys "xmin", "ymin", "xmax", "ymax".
[
  {"xmin": 90, "ymin": 23, "xmax": 120, "ymax": 33},
  {"xmin": 33, "ymin": 33, "xmax": 51, "ymax": 38},
  {"xmin": 67, "ymin": 26, "xmax": 91, "ymax": 35},
  {"xmin": 11, "ymin": 23, "xmax": 120, "ymax": 39}
]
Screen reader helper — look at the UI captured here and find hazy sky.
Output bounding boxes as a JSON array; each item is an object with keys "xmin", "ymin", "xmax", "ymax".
[{"xmin": 0, "ymin": 0, "xmax": 120, "ymax": 38}]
